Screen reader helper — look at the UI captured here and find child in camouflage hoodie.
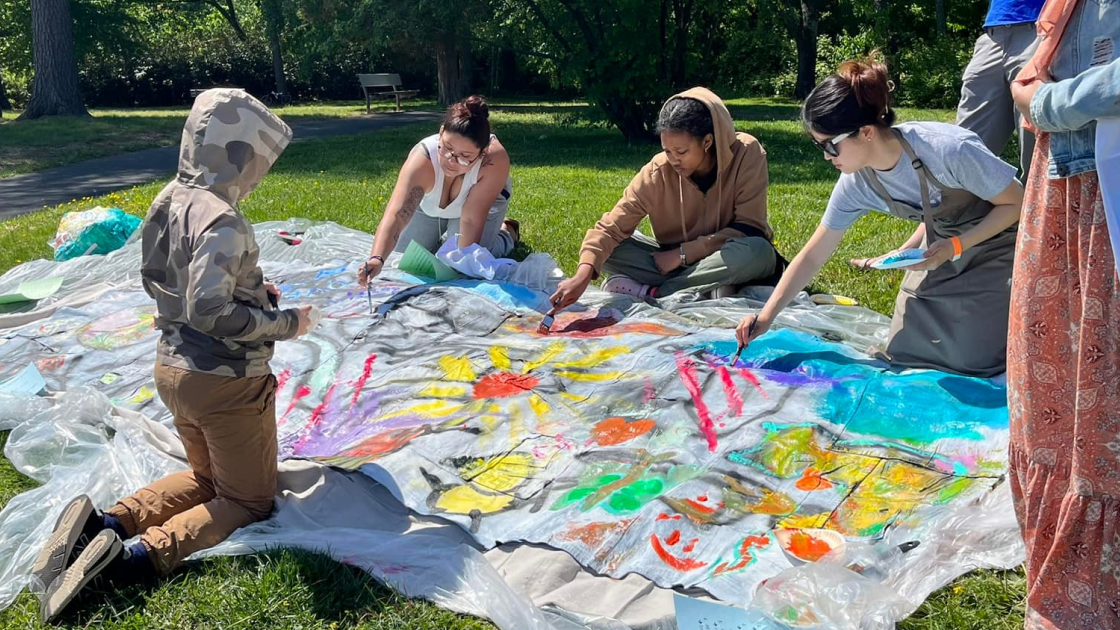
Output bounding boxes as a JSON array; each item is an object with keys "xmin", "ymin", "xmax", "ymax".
[{"xmin": 33, "ymin": 89, "xmax": 311, "ymax": 623}]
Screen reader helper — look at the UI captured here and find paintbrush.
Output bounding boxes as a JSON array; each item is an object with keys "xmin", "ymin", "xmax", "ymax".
[
  {"xmin": 538, "ymin": 313, "xmax": 555, "ymax": 335},
  {"xmin": 366, "ymin": 282, "xmax": 373, "ymax": 315},
  {"xmin": 731, "ymin": 317, "xmax": 757, "ymax": 365}
]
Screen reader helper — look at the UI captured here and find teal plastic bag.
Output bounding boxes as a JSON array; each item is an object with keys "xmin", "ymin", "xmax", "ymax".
[{"xmin": 50, "ymin": 207, "xmax": 142, "ymax": 261}]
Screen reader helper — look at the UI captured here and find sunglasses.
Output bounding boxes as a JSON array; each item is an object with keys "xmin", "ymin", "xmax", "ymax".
[
  {"xmin": 813, "ymin": 130, "xmax": 855, "ymax": 158},
  {"xmin": 438, "ymin": 134, "xmax": 482, "ymax": 167}
]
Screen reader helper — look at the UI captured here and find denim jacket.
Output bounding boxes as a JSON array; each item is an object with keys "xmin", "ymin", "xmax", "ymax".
[{"xmin": 1030, "ymin": 0, "xmax": 1120, "ymax": 179}]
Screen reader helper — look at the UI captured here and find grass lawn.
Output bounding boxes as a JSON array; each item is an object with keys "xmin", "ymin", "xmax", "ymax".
[
  {"xmin": 0, "ymin": 99, "xmax": 438, "ymax": 179},
  {"xmin": 0, "ymin": 98, "xmax": 1024, "ymax": 629}
]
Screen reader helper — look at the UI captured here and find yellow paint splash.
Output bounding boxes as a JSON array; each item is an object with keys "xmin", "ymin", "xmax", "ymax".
[
  {"xmin": 439, "ymin": 355, "xmax": 477, "ymax": 382},
  {"xmin": 436, "ymin": 485, "xmax": 513, "ymax": 514},
  {"xmin": 523, "ymin": 341, "xmax": 566, "ymax": 373},
  {"xmin": 553, "ymin": 346, "xmax": 629, "ymax": 369},
  {"xmin": 529, "ymin": 393, "xmax": 550, "ymax": 418},
  {"xmin": 489, "ymin": 346, "xmax": 512, "ymax": 371},
  {"xmin": 461, "ymin": 453, "xmax": 537, "ymax": 492},
  {"xmin": 379, "ymin": 400, "xmax": 464, "ymax": 421},
  {"xmin": 553, "ymin": 370, "xmax": 624, "ymax": 382},
  {"xmin": 419, "ymin": 384, "xmax": 469, "ymax": 398}
]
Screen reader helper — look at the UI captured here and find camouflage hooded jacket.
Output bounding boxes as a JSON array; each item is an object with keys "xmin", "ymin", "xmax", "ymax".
[{"xmin": 140, "ymin": 89, "xmax": 297, "ymax": 378}]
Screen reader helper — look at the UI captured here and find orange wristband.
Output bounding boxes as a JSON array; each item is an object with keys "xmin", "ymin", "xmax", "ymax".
[{"xmin": 949, "ymin": 236, "xmax": 963, "ymax": 261}]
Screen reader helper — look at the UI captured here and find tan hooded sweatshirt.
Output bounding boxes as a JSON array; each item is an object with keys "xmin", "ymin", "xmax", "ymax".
[{"xmin": 578, "ymin": 87, "xmax": 772, "ymax": 276}]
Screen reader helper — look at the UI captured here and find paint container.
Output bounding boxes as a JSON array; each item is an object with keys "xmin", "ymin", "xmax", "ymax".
[
  {"xmin": 774, "ymin": 528, "xmax": 846, "ymax": 563},
  {"xmin": 537, "ymin": 314, "xmax": 555, "ymax": 335}
]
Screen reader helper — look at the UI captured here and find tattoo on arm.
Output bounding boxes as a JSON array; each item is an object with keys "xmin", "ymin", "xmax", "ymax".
[{"xmin": 389, "ymin": 185, "xmax": 424, "ymax": 245}]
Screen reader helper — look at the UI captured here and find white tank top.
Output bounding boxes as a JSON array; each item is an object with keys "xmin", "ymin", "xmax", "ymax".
[{"xmin": 416, "ymin": 133, "xmax": 510, "ymax": 219}]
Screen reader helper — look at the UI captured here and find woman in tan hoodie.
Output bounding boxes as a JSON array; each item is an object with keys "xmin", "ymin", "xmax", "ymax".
[{"xmin": 549, "ymin": 88, "xmax": 780, "ymax": 310}]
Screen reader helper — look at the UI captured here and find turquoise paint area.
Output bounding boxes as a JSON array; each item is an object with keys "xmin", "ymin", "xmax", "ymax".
[{"xmin": 697, "ymin": 329, "xmax": 1008, "ymax": 444}]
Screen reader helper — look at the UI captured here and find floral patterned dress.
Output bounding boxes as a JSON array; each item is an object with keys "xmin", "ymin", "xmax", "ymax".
[{"xmin": 1007, "ymin": 134, "xmax": 1120, "ymax": 629}]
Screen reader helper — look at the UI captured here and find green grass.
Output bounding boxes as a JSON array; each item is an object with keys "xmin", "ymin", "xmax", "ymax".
[
  {"xmin": 0, "ymin": 99, "xmax": 438, "ymax": 179},
  {"xmin": 0, "ymin": 98, "xmax": 1023, "ymax": 629}
]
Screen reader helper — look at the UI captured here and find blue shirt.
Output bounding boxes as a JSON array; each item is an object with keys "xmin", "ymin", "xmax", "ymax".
[{"xmin": 984, "ymin": 0, "xmax": 1045, "ymax": 27}]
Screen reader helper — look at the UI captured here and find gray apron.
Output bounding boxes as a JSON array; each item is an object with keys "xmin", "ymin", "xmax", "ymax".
[{"xmin": 860, "ymin": 130, "xmax": 1016, "ymax": 377}]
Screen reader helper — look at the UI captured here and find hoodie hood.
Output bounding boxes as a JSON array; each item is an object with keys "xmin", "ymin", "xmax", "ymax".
[
  {"xmin": 661, "ymin": 86, "xmax": 738, "ymax": 179},
  {"xmin": 178, "ymin": 89, "xmax": 293, "ymax": 204}
]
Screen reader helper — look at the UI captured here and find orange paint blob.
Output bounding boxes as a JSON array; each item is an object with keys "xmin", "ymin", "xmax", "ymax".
[
  {"xmin": 665, "ymin": 530, "xmax": 682, "ymax": 546},
  {"xmin": 795, "ymin": 467, "xmax": 834, "ymax": 491},
  {"xmin": 788, "ymin": 531, "xmax": 833, "ymax": 561},
  {"xmin": 472, "ymin": 372, "xmax": 539, "ymax": 399},
  {"xmin": 591, "ymin": 417, "xmax": 656, "ymax": 446}
]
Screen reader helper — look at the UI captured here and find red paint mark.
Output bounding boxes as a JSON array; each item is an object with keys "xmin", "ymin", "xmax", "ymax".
[
  {"xmin": 684, "ymin": 498, "xmax": 716, "ymax": 515},
  {"xmin": 712, "ymin": 534, "xmax": 771, "ymax": 576},
  {"xmin": 697, "ymin": 494, "xmax": 708, "ymax": 502},
  {"xmin": 656, "ymin": 513, "xmax": 681, "ymax": 521},
  {"xmin": 716, "ymin": 365, "xmax": 743, "ymax": 416},
  {"xmin": 683, "ymin": 538, "xmax": 699, "ymax": 553},
  {"xmin": 642, "ymin": 379, "xmax": 656, "ymax": 404},
  {"xmin": 282, "ymin": 384, "xmax": 312, "ymax": 419},
  {"xmin": 591, "ymin": 417, "xmax": 656, "ymax": 446},
  {"xmin": 737, "ymin": 368, "xmax": 769, "ymax": 400},
  {"xmin": 558, "ymin": 520, "xmax": 633, "ymax": 549},
  {"xmin": 795, "ymin": 467, "xmax": 834, "ymax": 491},
  {"xmin": 276, "ymin": 369, "xmax": 291, "ymax": 392},
  {"xmin": 787, "ymin": 531, "xmax": 833, "ymax": 561},
  {"xmin": 674, "ymin": 353, "xmax": 717, "ymax": 451},
  {"xmin": 346, "ymin": 427, "xmax": 425, "ymax": 458},
  {"xmin": 351, "ymin": 354, "xmax": 378, "ymax": 407},
  {"xmin": 473, "ymin": 372, "xmax": 539, "ymax": 399},
  {"xmin": 308, "ymin": 384, "xmax": 337, "ymax": 430},
  {"xmin": 650, "ymin": 535, "xmax": 708, "ymax": 572},
  {"xmin": 666, "ymin": 530, "xmax": 682, "ymax": 546}
]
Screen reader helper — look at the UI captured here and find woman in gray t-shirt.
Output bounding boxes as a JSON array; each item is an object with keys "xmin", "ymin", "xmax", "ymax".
[{"xmin": 736, "ymin": 55, "xmax": 1024, "ymax": 377}]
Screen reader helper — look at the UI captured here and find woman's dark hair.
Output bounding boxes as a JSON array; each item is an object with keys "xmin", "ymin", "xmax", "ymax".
[
  {"xmin": 801, "ymin": 51, "xmax": 896, "ymax": 135},
  {"xmin": 443, "ymin": 94, "xmax": 491, "ymax": 149},
  {"xmin": 656, "ymin": 97, "xmax": 714, "ymax": 141}
]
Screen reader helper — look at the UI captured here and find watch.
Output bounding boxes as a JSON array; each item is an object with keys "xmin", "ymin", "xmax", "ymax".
[{"xmin": 679, "ymin": 245, "xmax": 688, "ymax": 268}]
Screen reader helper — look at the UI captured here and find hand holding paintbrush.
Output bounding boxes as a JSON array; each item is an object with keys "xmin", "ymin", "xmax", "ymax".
[{"xmin": 733, "ymin": 313, "xmax": 769, "ymax": 364}]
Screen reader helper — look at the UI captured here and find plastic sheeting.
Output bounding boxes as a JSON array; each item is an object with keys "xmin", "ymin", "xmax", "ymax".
[{"xmin": 0, "ymin": 220, "xmax": 1024, "ymax": 630}]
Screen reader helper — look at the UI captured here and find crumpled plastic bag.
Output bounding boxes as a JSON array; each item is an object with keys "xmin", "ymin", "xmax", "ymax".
[
  {"xmin": 49, "ymin": 207, "xmax": 142, "ymax": 261},
  {"xmin": 436, "ymin": 236, "xmax": 563, "ymax": 293}
]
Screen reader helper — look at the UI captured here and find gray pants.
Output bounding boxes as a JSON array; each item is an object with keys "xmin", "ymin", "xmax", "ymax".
[
  {"xmin": 602, "ymin": 232, "xmax": 777, "ymax": 296},
  {"xmin": 956, "ymin": 22, "xmax": 1040, "ymax": 180},
  {"xmin": 393, "ymin": 193, "xmax": 514, "ymax": 257}
]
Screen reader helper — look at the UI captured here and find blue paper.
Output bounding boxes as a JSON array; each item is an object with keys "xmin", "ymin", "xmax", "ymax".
[
  {"xmin": 0, "ymin": 363, "xmax": 47, "ymax": 396},
  {"xmin": 674, "ymin": 594, "xmax": 787, "ymax": 630}
]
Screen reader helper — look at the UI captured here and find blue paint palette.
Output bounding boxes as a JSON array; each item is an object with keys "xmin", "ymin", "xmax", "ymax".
[{"xmin": 870, "ymin": 248, "xmax": 927, "ymax": 270}]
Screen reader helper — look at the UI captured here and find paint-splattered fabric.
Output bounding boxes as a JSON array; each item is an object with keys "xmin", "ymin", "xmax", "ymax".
[
  {"xmin": 1008, "ymin": 135, "xmax": 1120, "ymax": 630},
  {"xmin": 141, "ymin": 88, "xmax": 298, "ymax": 378},
  {"xmin": 0, "ymin": 221, "xmax": 1026, "ymax": 627}
]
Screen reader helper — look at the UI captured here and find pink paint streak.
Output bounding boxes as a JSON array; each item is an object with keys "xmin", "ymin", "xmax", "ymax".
[
  {"xmin": 351, "ymin": 354, "xmax": 378, "ymax": 407},
  {"xmin": 674, "ymin": 352, "xmax": 718, "ymax": 452},
  {"xmin": 276, "ymin": 369, "xmax": 291, "ymax": 393},
  {"xmin": 715, "ymin": 365, "xmax": 743, "ymax": 416},
  {"xmin": 282, "ymin": 384, "xmax": 312, "ymax": 420},
  {"xmin": 642, "ymin": 379, "xmax": 656, "ymax": 404},
  {"xmin": 737, "ymin": 367, "xmax": 769, "ymax": 400}
]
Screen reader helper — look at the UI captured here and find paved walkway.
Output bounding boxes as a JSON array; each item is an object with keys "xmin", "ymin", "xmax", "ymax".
[{"xmin": 0, "ymin": 111, "xmax": 440, "ymax": 221}]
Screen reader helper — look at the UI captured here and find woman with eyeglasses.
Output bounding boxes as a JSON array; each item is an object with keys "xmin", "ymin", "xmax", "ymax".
[
  {"xmin": 357, "ymin": 94, "xmax": 518, "ymax": 285},
  {"xmin": 735, "ymin": 53, "xmax": 1023, "ymax": 377},
  {"xmin": 548, "ymin": 87, "xmax": 779, "ymax": 311}
]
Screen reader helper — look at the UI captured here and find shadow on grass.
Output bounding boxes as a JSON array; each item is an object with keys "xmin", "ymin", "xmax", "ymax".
[{"xmin": 49, "ymin": 548, "xmax": 414, "ymax": 629}]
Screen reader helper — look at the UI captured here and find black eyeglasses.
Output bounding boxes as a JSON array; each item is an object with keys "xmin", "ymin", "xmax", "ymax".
[{"xmin": 813, "ymin": 130, "xmax": 855, "ymax": 158}]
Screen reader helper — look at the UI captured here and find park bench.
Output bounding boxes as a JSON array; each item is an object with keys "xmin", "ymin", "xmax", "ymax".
[
  {"xmin": 189, "ymin": 86, "xmax": 242, "ymax": 100},
  {"xmin": 357, "ymin": 73, "xmax": 418, "ymax": 113}
]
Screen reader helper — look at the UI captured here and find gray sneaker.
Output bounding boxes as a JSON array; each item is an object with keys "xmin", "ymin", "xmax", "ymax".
[
  {"xmin": 30, "ymin": 495, "xmax": 102, "ymax": 594},
  {"xmin": 40, "ymin": 530, "xmax": 123, "ymax": 624}
]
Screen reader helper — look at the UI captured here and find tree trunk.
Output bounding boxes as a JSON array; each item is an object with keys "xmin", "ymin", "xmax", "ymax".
[
  {"xmin": 260, "ymin": 0, "xmax": 287, "ymax": 96},
  {"xmin": 435, "ymin": 32, "xmax": 472, "ymax": 106},
  {"xmin": 671, "ymin": 0, "xmax": 693, "ymax": 88},
  {"xmin": 935, "ymin": 0, "xmax": 947, "ymax": 35},
  {"xmin": 20, "ymin": 0, "xmax": 87, "ymax": 119},
  {"xmin": 792, "ymin": 0, "xmax": 822, "ymax": 100},
  {"xmin": 0, "ymin": 67, "xmax": 9, "ymax": 118}
]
